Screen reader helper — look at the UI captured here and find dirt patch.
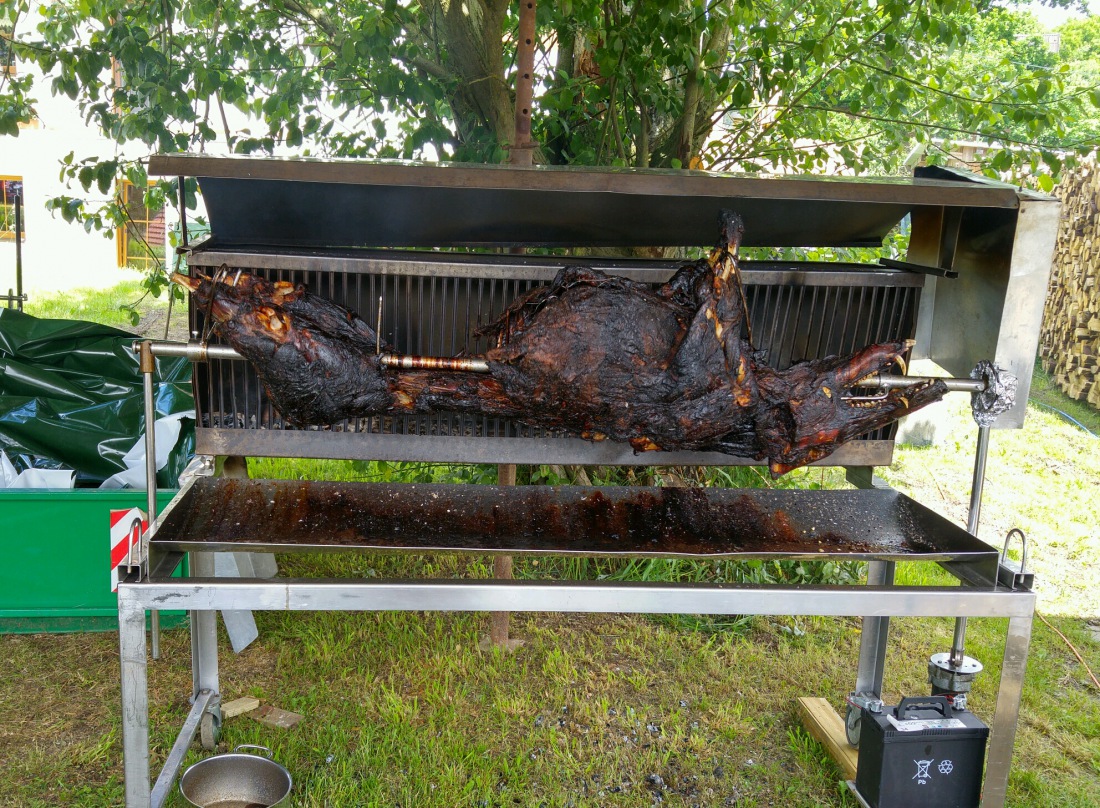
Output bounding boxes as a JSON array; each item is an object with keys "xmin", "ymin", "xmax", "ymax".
[{"xmin": 130, "ymin": 300, "xmax": 192, "ymax": 343}]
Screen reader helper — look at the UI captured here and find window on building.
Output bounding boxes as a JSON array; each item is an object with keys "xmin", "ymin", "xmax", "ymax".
[
  {"xmin": 0, "ymin": 178, "xmax": 24, "ymax": 242},
  {"xmin": 1, "ymin": 25, "xmax": 14, "ymax": 76},
  {"xmin": 117, "ymin": 181, "xmax": 166, "ymax": 270}
]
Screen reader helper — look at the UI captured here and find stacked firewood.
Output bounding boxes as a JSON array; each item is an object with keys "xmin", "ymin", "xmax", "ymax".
[{"xmin": 1041, "ymin": 157, "xmax": 1100, "ymax": 406}]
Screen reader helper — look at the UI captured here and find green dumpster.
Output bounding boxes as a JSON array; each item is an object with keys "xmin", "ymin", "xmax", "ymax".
[
  {"xmin": 0, "ymin": 309, "xmax": 194, "ymax": 632},
  {"xmin": 0, "ymin": 488, "xmax": 187, "ymax": 633}
]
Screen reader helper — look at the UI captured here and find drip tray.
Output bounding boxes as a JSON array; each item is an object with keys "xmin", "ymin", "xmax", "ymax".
[{"xmin": 151, "ymin": 479, "xmax": 998, "ymax": 583}]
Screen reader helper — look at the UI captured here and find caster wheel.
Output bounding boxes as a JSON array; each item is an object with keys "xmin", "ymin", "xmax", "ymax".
[
  {"xmin": 200, "ymin": 710, "xmax": 222, "ymax": 751},
  {"xmin": 845, "ymin": 704, "xmax": 862, "ymax": 748}
]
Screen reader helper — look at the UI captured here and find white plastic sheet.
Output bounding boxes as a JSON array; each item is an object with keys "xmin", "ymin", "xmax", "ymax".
[
  {"xmin": 0, "ymin": 451, "xmax": 76, "ymax": 489},
  {"xmin": 99, "ymin": 411, "xmax": 194, "ymax": 490}
]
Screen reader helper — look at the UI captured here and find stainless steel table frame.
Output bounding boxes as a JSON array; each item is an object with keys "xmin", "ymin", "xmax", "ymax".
[{"xmin": 118, "ymin": 568, "xmax": 1035, "ymax": 808}]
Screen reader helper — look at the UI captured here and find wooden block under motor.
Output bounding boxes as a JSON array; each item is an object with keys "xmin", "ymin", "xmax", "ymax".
[{"xmin": 797, "ymin": 696, "xmax": 859, "ymax": 781}]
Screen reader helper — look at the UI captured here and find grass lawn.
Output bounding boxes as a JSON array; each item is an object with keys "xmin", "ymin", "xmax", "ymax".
[
  {"xmin": 23, "ymin": 281, "xmax": 187, "ymax": 340},
  {"xmin": 1, "ymin": 285, "xmax": 1097, "ymax": 806}
]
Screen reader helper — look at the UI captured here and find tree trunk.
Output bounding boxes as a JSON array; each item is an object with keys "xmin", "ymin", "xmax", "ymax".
[
  {"xmin": 424, "ymin": 0, "xmax": 515, "ymax": 151},
  {"xmin": 663, "ymin": 19, "xmax": 731, "ymax": 167},
  {"xmin": 544, "ymin": 20, "xmax": 579, "ymax": 165}
]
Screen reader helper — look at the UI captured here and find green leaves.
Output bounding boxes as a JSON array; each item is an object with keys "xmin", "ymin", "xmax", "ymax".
[
  {"xmin": 0, "ymin": 72, "xmax": 35, "ymax": 136},
  {"xmin": 2, "ymin": 0, "xmax": 1094, "ymax": 280}
]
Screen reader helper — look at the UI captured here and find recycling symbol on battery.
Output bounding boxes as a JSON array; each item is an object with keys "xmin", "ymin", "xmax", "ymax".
[
  {"xmin": 939, "ymin": 760, "xmax": 955, "ymax": 775},
  {"xmin": 913, "ymin": 759, "xmax": 934, "ymax": 784}
]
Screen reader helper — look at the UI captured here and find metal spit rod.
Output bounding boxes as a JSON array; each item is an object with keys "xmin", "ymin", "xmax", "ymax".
[
  {"xmin": 141, "ymin": 341, "xmax": 988, "ymax": 393},
  {"xmin": 145, "ymin": 341, "xmax": 244, "ymax": 362},
  {"xmin": 380, "ymin": 355, "xmax": 491, "ymax": 373},
  {"xmin": 864, "ymin": 373, "xmax": 986, "ymax": 393}
]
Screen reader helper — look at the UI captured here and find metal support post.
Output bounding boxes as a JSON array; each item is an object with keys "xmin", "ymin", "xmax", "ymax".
[
  {"xmin": 118, "ymin": 586, "xmax": 152, "ymax": 807},
  {"xmin": 928, "ymin": 424, "xmax": 991, "ymax": 702},
  {"xmin": 488, "ymin": 0, "xmax": 536, "ymax": 651},
  {"xmin": 189, "ymin": 552, "xmax": 221, "ymax": 695},
  {"xmin": 855, "ymin": 561, "xmax": 895, "ymax": 696},
  {"xmin": 846, "ymin": 560, "xmax": 895, "ymax": 745},
  {"xmin": 139, "ymin": 341, "xmax": 162, "ymax": 660},
  {"xmin": 490, "ymin": 463, "xmax": 518, "ymax": 648},
  {"xmin": 949, "ymin": 617, "xmax": 970, "ymax": 670},
  {"xmin": 189, "ymin": 548, "xmax": 223, "ymax": 750},
  {"xmin": 982, "ymin": 614, "xmax": 1035, "ymax": 808},
  {"xmin": 952, "ymin": 425, "xmax": 992, "ymax": 669},
  {"xmin": 966, "ymin": 425, "xmax": 991, "ymax": 537},
  {"xmin": 178, "ymin": 176, "xmax": 189, "ymax": 248},
  {"xmin": 13, "ymin": 182, "xmax": 24, "ymax": 311}
]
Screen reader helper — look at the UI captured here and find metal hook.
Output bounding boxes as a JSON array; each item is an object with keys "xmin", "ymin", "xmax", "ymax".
[
  {"xmin": 1001, "ymin": 528, "xmax": 1028, "ymax": 574},
  {"xmin": 199, "ymin": 264, "xmax": 232, "ymax": 347}
]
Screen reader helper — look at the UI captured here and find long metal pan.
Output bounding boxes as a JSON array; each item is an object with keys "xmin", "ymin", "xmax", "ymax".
[{"xmin": 151, "ymin": 478, "xmax": 998, "ymax": 581}]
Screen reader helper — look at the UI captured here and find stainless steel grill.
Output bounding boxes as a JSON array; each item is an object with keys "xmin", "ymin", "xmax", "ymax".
[{"xmin": 115, "ymin": 155, "xmax": 1058, "ymax": 808}]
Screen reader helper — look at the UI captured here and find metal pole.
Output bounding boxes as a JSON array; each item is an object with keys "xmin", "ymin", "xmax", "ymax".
[
  {"xmin": 118, "ymin": 589, "xmax": 152, "ymax": 807},
  {"xmin": 145, "ymin": 340, "xmax": 242, "ymax": 362},
  {"xmin": 863, "ymin": 373, "xmax": 986, "ymax": 393},
  {"xmin": 966, "ymin": 425, "xmax": 991, "ymax": 536},
  {"xmin": 139, "ymin": 341, "xmax": 162, "ymax": 660},
  {"xmin": 951, "ymin": 425, "xmax": 992, "ymax": 670},
  {"xmin": 948, "ymin": 617, "xmax": 969, "ymax": 671},
  {"xmin": 490, "ymin": 463, "xmax": 518, "ymax": 648},
  {"xmin": 512, "ymin": 0, "xmax": 537, "ymax": 168},
  {"xmin": 189, "ymin": 551, "xmax": 221, "ymax": 707},
  {"xmin": 488, "ymin": 0, "xmax": 537, "ymax": 649},
  {"xmin": 177, "ymin": 176, "xmax": 188, "ymax": 249},
  {"xmin": 150, "ymin": 690, "xmax": 216, "ymax": 808},
  {"xmin": 140, "ymin": 342, "xmax": 159, "ymax": 549},
  {"xmin": 854, "ymin": 560, "xmax": 895, "ymax": 697},
  {"xmin": 13, "ymin": 183, "xmax": 23, "ymax": 311},
  {"xmin": 981, "ymin": 614, "xmax": 1035, "ymax": 808}
]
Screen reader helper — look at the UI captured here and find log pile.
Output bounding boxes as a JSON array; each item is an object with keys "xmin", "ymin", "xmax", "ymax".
[{"xmin": 1041, "ymin": 157, "xmax": 1100, "ymax": 406}]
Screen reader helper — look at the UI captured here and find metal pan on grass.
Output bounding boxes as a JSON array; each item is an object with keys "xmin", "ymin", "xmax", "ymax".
[{"xmin": 179, "ymin": 744, "xmax": 291, "ymax": 808}]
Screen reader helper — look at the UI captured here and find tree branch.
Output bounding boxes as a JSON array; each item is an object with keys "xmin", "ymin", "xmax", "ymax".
[
  {"xmin": 409, "ymin": 54, "xmax": 454, "ymax": 83},
  {"xmin": 798, "ymin": 103, "xmax": 1094, "ymax": 150}
]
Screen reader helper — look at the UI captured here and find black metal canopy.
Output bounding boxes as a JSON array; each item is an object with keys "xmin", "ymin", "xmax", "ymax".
[{"xmin": 148, "ymin": 154, "xmax": 1021, "ymax": 251}]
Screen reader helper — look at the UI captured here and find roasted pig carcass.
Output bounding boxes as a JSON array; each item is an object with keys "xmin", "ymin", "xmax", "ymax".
[{"xmin": 173, "ymin": 212, "xmax": 946, "ymax": 475}]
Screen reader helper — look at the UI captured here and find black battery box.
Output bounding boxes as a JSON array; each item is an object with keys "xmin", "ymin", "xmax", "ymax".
[{"xmin": 854, "ymin": 696, "xmax": 989, "ymax": 808}]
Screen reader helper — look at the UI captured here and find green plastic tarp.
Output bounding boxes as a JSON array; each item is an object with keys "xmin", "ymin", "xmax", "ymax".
[{"xmin": 0, "ymin": 308, "xmax": 194, "ymax": 487}]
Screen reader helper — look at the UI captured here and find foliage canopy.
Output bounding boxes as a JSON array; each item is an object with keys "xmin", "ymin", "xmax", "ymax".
[{"xmin": 1, "ymin": 0, "xmax": 1097, "ymax": 284}]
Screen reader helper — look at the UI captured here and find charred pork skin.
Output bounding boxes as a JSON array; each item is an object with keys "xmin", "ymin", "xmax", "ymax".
[{"xmin": 173, "ymin": 212, "xmax": 945, "ymax": 475}]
